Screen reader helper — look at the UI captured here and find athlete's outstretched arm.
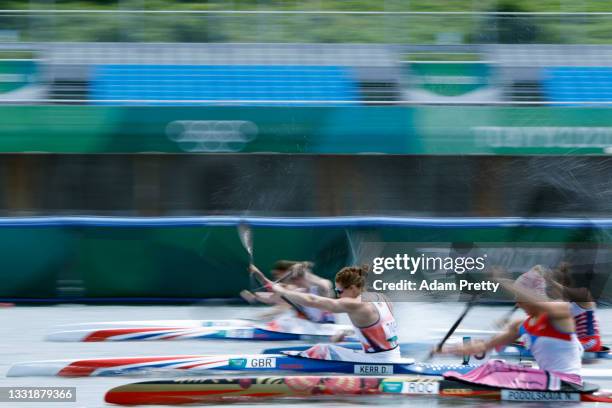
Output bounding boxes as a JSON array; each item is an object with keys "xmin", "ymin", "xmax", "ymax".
[
  {"xmin": 273, "ymin": 283, "xmax": 361, "ymax": 313},
  {"xmin": 250, "ymin": 266, "xmax": 361, "ymax": 313},
  {"xmin": 441, "ymin": 319, "xmax": 521, "ymax": 356}
]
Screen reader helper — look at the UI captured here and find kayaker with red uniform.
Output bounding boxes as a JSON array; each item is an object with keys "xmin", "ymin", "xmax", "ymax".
[
  {"xmin": 441, "ymin": 266, "xmax": 584, "ymax": 391},
  {"xmin": 250, "ymin": 264, "xmax": 401, "ymax": 362}
]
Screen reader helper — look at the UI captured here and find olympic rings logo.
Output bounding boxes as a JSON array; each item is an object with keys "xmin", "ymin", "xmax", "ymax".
[{"xmin": 166, "ymin": 120, "xmax": 258, "ymax": 152}]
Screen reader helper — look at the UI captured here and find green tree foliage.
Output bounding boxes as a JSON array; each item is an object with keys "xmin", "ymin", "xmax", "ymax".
[{"xmin": 2, "ymin": 0, "xmax": 611, "ymax": 44}]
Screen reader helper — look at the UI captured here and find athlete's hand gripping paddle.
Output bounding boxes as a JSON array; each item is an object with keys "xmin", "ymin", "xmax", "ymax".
[
  {"xmin": 249, "ymin": 265, "xmax": 305, "ymax": 316},
  {"xmin": 249, "ymin": 265, "xmax": 273, "ymax": 290}
]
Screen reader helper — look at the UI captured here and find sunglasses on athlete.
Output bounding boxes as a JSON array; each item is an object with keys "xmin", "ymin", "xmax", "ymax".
[{"xmin": 334, "ymin": 287, "xmax": 345, "ymax": 296}]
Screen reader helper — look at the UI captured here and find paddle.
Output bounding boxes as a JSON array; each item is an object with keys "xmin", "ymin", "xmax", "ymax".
[
  {"xmin": 240, "ymin": 269, "xmax": 298, "ymax": 304},
  {"xmin": 249, "ymin": 264, "xmax": 307, "ymax": 317},
  {"xmin": 250, "ymin": 268, "xmax": 297, "ymax": 292},
  {"xmin": 427, "ymin": 294, "xmax": 479, "ymax": 360},
  {"xmin": 237, "ymin": 223, "xmax": 305, "ymax": 316},
  {"xmin": 238, "ymin": 222, "xmax": 254, "ymax": 265},
  {"xmin": 238, "ymin": 222, "xmax": 258, "ymax": 290}
]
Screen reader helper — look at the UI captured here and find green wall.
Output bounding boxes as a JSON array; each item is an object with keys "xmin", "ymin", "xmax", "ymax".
[
  {"xmin": 2, "ymin": 105, "xmax": 612, "ymax": 154},
  {"xmin": 1, "ymin": 218, "xmax": 609, "ymax": 301}
]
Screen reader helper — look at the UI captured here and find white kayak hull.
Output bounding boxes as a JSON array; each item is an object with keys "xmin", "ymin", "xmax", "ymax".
[
  {"xmin": 47, "ymin": 319, "xmax": 354, "ymax": 342},
  {"xmin": 55, "ymin": 319, "xmax": 254, "ymax": 330}
]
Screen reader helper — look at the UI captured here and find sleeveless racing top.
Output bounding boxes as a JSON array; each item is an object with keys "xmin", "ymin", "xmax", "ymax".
[
  {"xmin": 518, "ymin": 313, "xmax": 583, "ymax": 375},
  {"xmin": 299, "ymin": 286, "xmax": 336, "ymax": 324},
  {"xmin": 570, "ymin": 302, "xmax": 602, "ymax": 352},
  {"xmin": 354, "ymin": 301, "xmax": 399, "ymax": 353}
]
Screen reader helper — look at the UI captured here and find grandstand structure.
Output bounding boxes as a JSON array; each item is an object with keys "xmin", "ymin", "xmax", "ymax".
[
  {"xmin": 44, "ymin": 43, "xmax": 388, "ymax": 104},
  {"xmin": 8, "ymin": 42, "xmax": 612, "ymax": 105}
]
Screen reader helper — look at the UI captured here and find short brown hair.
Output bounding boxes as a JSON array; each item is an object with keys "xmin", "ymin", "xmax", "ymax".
[{"xmin": 335, "ymin": 265, "xmax": 369, "ymax": 290}]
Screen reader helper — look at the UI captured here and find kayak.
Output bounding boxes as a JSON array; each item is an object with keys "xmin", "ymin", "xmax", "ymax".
[
  {"xmin": 46, "ymin": 326, "xmax": 353, "ymax": 342},
  {"xmin": 104, "ymin": 375, "xmax": 612, "ymax": 405},
  {"xmin": 6, "ymin": 352, "xmax": 478, "ymax": 378},
  {"xmin": 47, "ymin": 319, "xmax": 355, "ymax": 342},
  {"xmin": 9, "ymin": 352, "xmax": 612, "ymax": 380},
  {"xmin": 54, "ymin": 319, "xmax": 255, "ymax": 330}
]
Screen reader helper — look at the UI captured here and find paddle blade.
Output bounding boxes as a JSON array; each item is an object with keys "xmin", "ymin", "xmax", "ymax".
[{"xmin": 238, "ymin": 222, "xmax": 254, "ymax": 263}]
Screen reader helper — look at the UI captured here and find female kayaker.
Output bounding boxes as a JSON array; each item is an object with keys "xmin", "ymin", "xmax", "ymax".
[
  {"xmin": 250, "ymin": 264, "xmax": 401, "ymax": 363},
  {"xmin": 440, "ymin": 266, "xmax": 584, "ymax": 391},
  {"xmin": 282, "ymin": 261, "xmax": 336, "ymax": 324},
  {"xmin": 548, "ymin": 261, "xmax": 603, "ymax": 352},
  {"xmin": 242, "ymin": 261, "xmax": 337, "ymax": 325}
]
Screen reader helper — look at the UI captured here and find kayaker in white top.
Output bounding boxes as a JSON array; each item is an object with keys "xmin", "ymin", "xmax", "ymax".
[
  {"xmin": 250, "ymin": 264, "xmax": 402, "ymax": 363},
  {"xmin": 241, "ymin": 260, "xmax": 337, "ymax": 326},
  {"xmin": 283, "ymin": 262, "xmax": 336, "ymax": 324}
]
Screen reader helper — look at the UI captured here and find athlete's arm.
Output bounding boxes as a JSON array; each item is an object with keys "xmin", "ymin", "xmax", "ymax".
[
  {"xmin": 272, "ymin": 285, "xmax": 362, "ymax": 313},
  {"xmin": 481, "ymin": 319, "xmax": 522, "ymax": 350},
  {"xmin": 250, "ymin": 266, "xmax": 361, "ymax": 313},
  {"xmin": 240, "ymin": 290, "xmax": 286, "ymax": 306},
  {"xmin": 310, "ymin": 275, "xmax": 334, "ymax": 298},
  {"xmin": 442, "ymin": 319, "xmax": 521, "ymax": 356}
]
